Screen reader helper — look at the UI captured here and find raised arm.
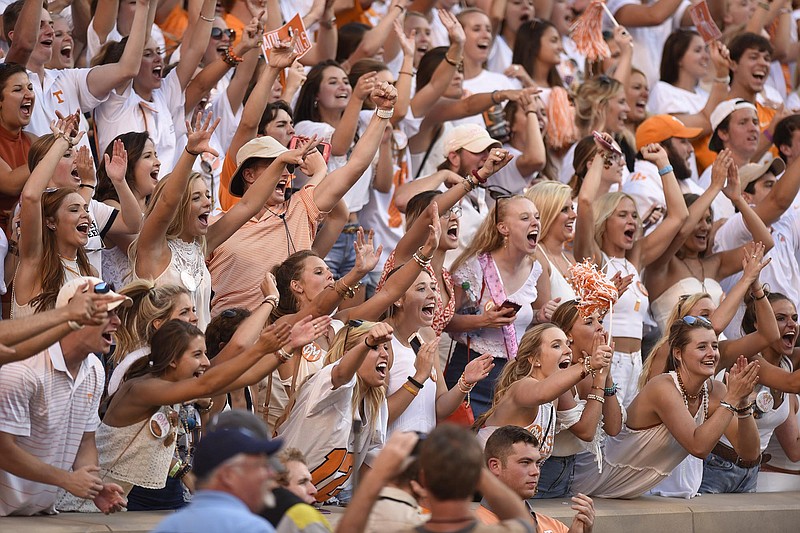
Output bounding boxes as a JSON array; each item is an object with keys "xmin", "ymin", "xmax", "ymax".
[
  {"xmin": 121, "ymin": 323, "xmax": 291, "ymax": 409},
  {"xmin": 85, "ymin": 0, "xmax": 149, "ymax": 100},
  {"xmin": 573, "ymin": 153, "xmax": 605, "ymax": 264},
  {"xmin": 103, "ymin": 139, "xmax": 144, "ymax": 235},
  {"xmin": 5, "ymin": 0, "xmax": 43, "ymax": 66},
  {"xmin": 717, "ymin": 247, "xmax": 778, "ymax": 369},
  {"xmin": 312, "ymin": 82, "xmax": 398, "ymax": 212},
  {"xmin": 330, "ymin": 71, "xmax": 376, "ymax": 156},
  {"xmin": 612, "ymin": 0, "xmax": 684, "ymax": 27},
  {"xmin": 513, "ymin": 348, "xmax": 610, "ymax": 409},
  {"xmin": 90, "ymin": 0, "xmax": 120, "ymax": 46},
  {"xmin": 336, "ymin": 206, "xmax": 441, "ymax": 323},
  {"xmin": 184, "ymin": 16, "xmax": 263, "ymax": 114},
  {"xmin": 714, "ymin": 164, "xmax": 775, "ymax": 279},
  {"xmin": 649, "ymin": 149, "xmax": 729, "ymax": 274},
  {"xmin": 513, "ymin": 91, "xmax": 547, "ymax": 176},
  {"xmin": 410, "ymin": 9, "xmax": 463, "ymax": 118},
  {"xmin": 16, "ymin": 120, "xmax": 83, "ymax": 306},
  {"xmin": 636, "ymin": 143, "xmax": 689, "ymax": 268},
  {"xmin": 134, "ymin": 114, "xmax": 219, "ymax": 279},
  {"xmin": 711, "ymin": 243, "xmax": 770, "ymax": 336},
  {"xmin": 340, "ymin": 0, "xmax": 406, "ymax": 71},
  {"xmin": 395, "ymin": 149, "xmax": 514, "ymax": 261},
  {"xmin": 753, "ymin": 149, "xmax": 800, "ymax": 226},
  {"xmin": 175, "ymin": 0, "xmax": 215, "ymax": 90}
]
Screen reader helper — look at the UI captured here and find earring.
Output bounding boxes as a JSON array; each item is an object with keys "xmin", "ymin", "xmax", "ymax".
[
  {"xmin": 313, "ymin": 100, "xmax": 318, "ymax": 109},
  {"xmin": 503, "ymin": 235, "xmax": 509, "ymax": 248}
]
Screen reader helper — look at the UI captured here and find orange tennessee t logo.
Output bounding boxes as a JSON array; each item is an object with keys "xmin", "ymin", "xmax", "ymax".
[{"xmin": 52, "ymin": 90, "xmax": 64, "ymax": 104}]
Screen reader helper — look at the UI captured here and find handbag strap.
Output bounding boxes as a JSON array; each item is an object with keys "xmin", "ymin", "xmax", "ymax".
[
  {"xmin": 414, "ymin": 125, "xmax": 443, "ymax": 180},
  {"xmin": 477, "ymin": 253, "xmax": 518, "ymax": 359}
]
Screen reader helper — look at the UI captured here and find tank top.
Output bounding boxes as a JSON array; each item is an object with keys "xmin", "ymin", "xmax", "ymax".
[
  {"xmin": 572, "ymin": 372, "xmax": 705, "ymax": 498},
  {"xmin": 11, "ymin": 256, "xmax": 85, "ymax": 319},
  {"xmin": 538, "ymin": 245, "xmax": 577, "ymax": 301},
  {"xmin": 477, "ymin": 402, "xmax": 556, "ymax": 461},
  {"xmin": 650, "ymin": 277, "xmax": 725, "ymax": 331},
  {"xmin": 387, "ymin": 337, "xmax": 437, "ymax": 435},
  {"xmin": 601, "ymin": 253, "xmax": 648, "ymax": 340}
]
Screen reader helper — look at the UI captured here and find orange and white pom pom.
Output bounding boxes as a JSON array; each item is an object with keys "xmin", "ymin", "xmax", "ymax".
[
  {"xmin": 569, "ymin": 259, "xmax": 619, "ymax": 318},
  {"xmin": 571, "ymin": 0, "xmax": 614, "ymax": 62}
]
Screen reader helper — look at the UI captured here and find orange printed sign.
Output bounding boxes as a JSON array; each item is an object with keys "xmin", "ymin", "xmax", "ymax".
[
  {"xmin": 689, "ymin": 1, "xmax": 722, "ymax": 43},
  {"xmin": 261, "ymin": 13, "xmax": 312, "ymax": 59}
]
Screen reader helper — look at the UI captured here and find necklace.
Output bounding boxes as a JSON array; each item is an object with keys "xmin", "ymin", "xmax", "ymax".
[
  {"xmin": 677, "ymin": 255, "xmax": 707, "ymax": 293},
  {"xmin": 675, "ymin": 370, "xmax": 709, "ymax": 419},
  {"xmin": 169, "ymin": 239, "xmax": 204, "ymax": 292},
  {"xmin": 60, "ymin": 255, "xmax": 82, "ymax": 278}
]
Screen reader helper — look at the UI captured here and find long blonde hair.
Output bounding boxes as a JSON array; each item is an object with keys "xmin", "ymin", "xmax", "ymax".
[
  {"xmin": 474, "ymin": 323, "xmax": 560, "ymax": 430},
  {"xmin": 324, "ymin": 321, "xmax": 386, "ymax": 435},
  {"xmin": 526, "ymin": 182, "xmax": 572, "ymax": 242},
  {"xmin": 593, "ymin": 192, "xmax": 642, "ymax": 253},
  {"xmin": 638, "ymin": 292, "xmax": 711, "ymax": 391},
  {"xmin": 574, "ymin": 77, "xmax": 624, "ymax": 136},
  {"xmin": 450, "ymin": 195, "xmax": 528, "ymax": 273},
  {"xmin": 128, "ymin": 172, "xmax": 208, "ymax": 268}
]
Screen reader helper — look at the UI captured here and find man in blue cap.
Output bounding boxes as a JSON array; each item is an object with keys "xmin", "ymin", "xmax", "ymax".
[{"xmin": 152, "ymin": 424, "xmax": 284, "ymax": 533}]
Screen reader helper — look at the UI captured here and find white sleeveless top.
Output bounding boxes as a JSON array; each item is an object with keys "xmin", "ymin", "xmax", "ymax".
[
  {"xmin": 650, "ymin": 277, "xmax": 725, "ymax": 332},
  {"xmin": 572, "ymin": 372, "xmax": 705, "ymax": 499},
  {"xmin": 762, "ymin": 393, "xmax": 800, "ymax": 472},
  {"xmin": 386, "ymin": 337, "xmax": 437, "ymax": 435},
  {"xmin": 602, "ymin": 254, "xmax": 649, "ymax": 340},
  {"xmin": 477, "ymin": 401, "xmax": 556, "ymax": 461},
  {"xmin": 539, "ymin": 246, "xmax": 577, "ymax": 302},
  {"xmin": 136, "ymin": 238, "xmax": 211, "ymax": 331},
  {"xmin": 12, "ymin": 257, "xmax": 84, "ymax": 319}
]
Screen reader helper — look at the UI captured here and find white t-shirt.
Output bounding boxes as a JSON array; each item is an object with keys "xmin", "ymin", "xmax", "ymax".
[
  {"xmin": 87, "ymin": 199, "xmax": 117, "ymax": 277},
  {"xmin": 277, "ymin": 362, "xmax": 387, "ymax": 502},
  {"xmin": 94, "ymin": 68, "xmax": 185, "ymax": 171},
  {"xmin": 487, "ymin": 145, "xmax": 530, "ymax": 198},
  {"xmin": 454, "ymin": 70, "xmax": 521, "ymax": 129},
  {"xmin": 714, "ymin": 208, "xmax": 800, "ymax": 339},
  {"xmin": 85, "ymin": 20, "xmax": 165, "ymax": 65},
  {"xmin": 25, "ymin": 68, "xmax": 106, "ymax": 152},
  {"xmin": 647, "ymin": 81, "xmax": 708, "ymax": 115},
  {"xmin": 487, "ymin": 35, "xmax": 513, "ymax": 74},
  {"xmin": 0, "ymin": 344, "xmax": 103, "ymax": 516},
  {"xmin": 606, "ymin": 0, "xmax": 691, "ymax": 86}
]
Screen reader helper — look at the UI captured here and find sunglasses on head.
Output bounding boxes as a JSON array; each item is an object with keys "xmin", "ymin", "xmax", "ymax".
[
  {"xmin": 482, "ymin": 185, "xmax": 513, "ymax": 225},
  {"xmin": 211, "ymin": 28, "xmax": 235, "ymax": 40},
  {"xmin": 440, "ymin": 205, "xmax": 462, "ymax": 219},
  {"xmin": 343, "ymin": 319, "xmax": 364, "ymax": 350},
  {"xmin": 682, "ymin": 315, "xmax": 712, "ymax": 327}
]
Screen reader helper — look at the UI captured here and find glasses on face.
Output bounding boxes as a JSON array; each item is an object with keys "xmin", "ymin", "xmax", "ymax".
[
  {"xmin": 210, "ymin": 28, "xmax": 235, "ymax": 40},
  {"xmin": 440, "ymin": 205, "xmax": 462, "ymax": 219},
  {"xmin": 682, "ymin": 315, "xmax": 712, "ymax": 327}
]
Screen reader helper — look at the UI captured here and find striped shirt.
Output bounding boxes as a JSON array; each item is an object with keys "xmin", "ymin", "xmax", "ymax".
[
  {"xmin": 0, "ymin": 343, "xmax": 103, "ymax": 516},
  {"xmin": 207, "ymin": 185, "xmax": 326, "ymax": 316}
]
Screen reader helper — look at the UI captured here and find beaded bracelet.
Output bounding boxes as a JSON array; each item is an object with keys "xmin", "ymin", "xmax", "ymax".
[
  {"xmin": 223, "ymin": 47, "xmax": 243, "ymax": 66},
  {"xmin": 719, "ymin": 401, "xmax": 738, "ymax": 414},
  {"xmin": 457, "ymin": 374, "xmax": 475, "ymax": 394},
  {"xmin": 587, "ymin": 394, "xmax": 605, "ymax": 404},
  {"xmin": 581, "ymin": 357, "xmax": 596, "ymax": 379}
]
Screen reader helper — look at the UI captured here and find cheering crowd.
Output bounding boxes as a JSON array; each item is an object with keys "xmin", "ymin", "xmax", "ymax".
[{"xmin": 1, "ymin": 0, "xmax": 800, "ymax": 531}]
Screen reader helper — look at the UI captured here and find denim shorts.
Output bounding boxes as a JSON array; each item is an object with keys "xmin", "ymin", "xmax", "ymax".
[
  {"xmin": 698, "ymin": 452, "xmax": 759, "ymax": 494},
  {"xmin": 324, "ymin": 224, "xmax": 359, "ymax": 278},
  {"xmin": 534, "ymin": 454, "xmax": 576, "ymax": 499}
]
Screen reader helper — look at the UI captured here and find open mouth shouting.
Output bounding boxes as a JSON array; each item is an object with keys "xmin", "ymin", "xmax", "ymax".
[
  {"xmin": 421, "ymin": 302, "xmax": 436, "ymax": 321},
  {"xmin": 198, "ymin": 212, "xmax": 210, "ymax": 228},
  {"xmin": 558, "ymin": 354, "xmax": 572, "ymax": 369},
  {"xmin": 781, "ymin": 329, "xmax": 797, "ymax": 352},
  {"xmin": 20, "ymin": 100, "xmax": 33, "ymax": 119},
  {"xmin": 446, "ymin": 221, "xmax": 459, "ymax": 241},
  {"xmin": 527, "ymin": 229, "xmax": 539, "ymax": 247},
  {"xmin": 376, "ymin": 360, "xmax": 388, "ymax": 380},
  {"xmin": 152, "ymin": 66, "xmax": 163, "ymax": 80},
  {"xmin": 76, "ymin": 222, "xmax": 90, "ymax": 235},
  {"xmin": 60, "ymin": 42, "xmax": 72, "ymax": 61}
]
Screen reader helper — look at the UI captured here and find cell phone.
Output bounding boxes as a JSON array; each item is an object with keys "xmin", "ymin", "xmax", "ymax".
[
  {"xmin": 408, "ymin": 332, "xmax": 424, "ymax": 354},
  {"xmin": 592, "ymin": 131, "xmax": 622, "ymax": 155},
  {"xmin": 289, "ymin": 135, "xmax": 332, "ymax": 164},
  {"xmin": 500, "ymin": 300, "xmax": 522, "ymax": 315}
]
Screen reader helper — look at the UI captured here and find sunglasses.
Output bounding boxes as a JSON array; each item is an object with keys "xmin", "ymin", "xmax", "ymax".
[
  {"xmin": 211, "ymin": 28, "xmax": 236, "ymax": 40},
  {"xmin": 343, "ymin": 319, "xmax": 364, "ymax": 351},
  {"xmin": 483, "ymin": 185, "xmax": 513, "ymax": 225},
  {"xmin": 440, "ymin": 205, "xmax": 462, "ymax": 219},
  {"xmin": 682, "ymin": 315, "xmax": 712, "ymax": 327},
  {"xmin": 94, "ymin": 281, "xmax": 114, "ymax": 294}
]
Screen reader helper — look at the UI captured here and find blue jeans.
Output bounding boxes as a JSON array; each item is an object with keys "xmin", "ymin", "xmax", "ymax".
[
  {"xmin": 324, "ymin": 224, "xmax": 358, "ymax": 279},
  {"xmin": 698, "ymin": 452, "xmax": 759, "ymax": 494},
  {"xmin": 444, "ymin": 342, "xmax": 507, "ymax": 419},
  {"xmin": 534, "ymin": 454, "xmax": 576, "ymax": 498}
]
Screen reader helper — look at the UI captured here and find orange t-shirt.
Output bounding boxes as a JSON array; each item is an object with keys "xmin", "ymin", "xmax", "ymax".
[
  {"xmin": 218, "ymin": 148, "xmax": 240, "ymax": 211},
  {"xmin": 157, "ymin": 5, "xmax": 189, "ymax": 51},
  {"xmin": 476, "ymin": 504, "xmax": 568, "ymax": 533}
]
